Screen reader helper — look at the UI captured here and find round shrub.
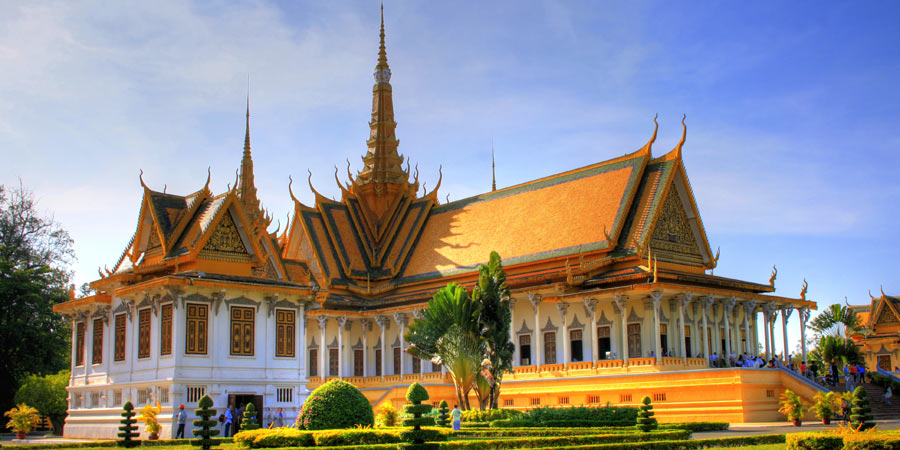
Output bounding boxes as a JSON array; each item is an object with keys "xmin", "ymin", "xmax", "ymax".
[{"xmin": 296, "ymin": 379, "xmax": 374, "ymax": 430}]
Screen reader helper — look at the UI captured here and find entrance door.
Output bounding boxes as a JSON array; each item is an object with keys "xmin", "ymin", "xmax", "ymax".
[
  {"xmin": 597, "ymin": 326, "xmax": 611, "ymax": 360},
  {"xmin": 878, "ymin": 355, "xmax": 892, "ymax": 372},
  {"xmin": 228, "ymin": 394, "xmax": 264, "ymax": 431},
  {"xmin": 627, "ymin": 323, "xmax": 641, "ymax": 358},
  {"xmin": 684, "ymin": 325, "xmax": 692, "ymax": 358}
]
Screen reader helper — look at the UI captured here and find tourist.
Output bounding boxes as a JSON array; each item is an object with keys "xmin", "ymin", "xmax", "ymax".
[
  {"xmin": 830, "ymin": 362, "xmax": 839, "ymax": 386},
  {"xmin": 857, "ymin": 364, "xmax": 866, "ymax": 384},
  {"xmin": 800, "ymin": 361, "xmax": 807, "ymax": 377},
  {"xmin": 840, "ymin": 397, "xmax": 850, "ymax": 422},
  {"xmin": 224, "ymin": 404, "xmax": 234, "ymax": 437},
  {"xmin": 175, "ymin": 405, "xmax": 187, "ymax": 439},
  {"xmin": 451, "ymin": 405, "xmax": 462, "ymax": 431},
  {"xmin": 883, "ymin": 385, "xmax": 893, "ymax": 405},
  {"xmin": 275, "ymin": 408, "xmax": 284, "ymax": 427}
]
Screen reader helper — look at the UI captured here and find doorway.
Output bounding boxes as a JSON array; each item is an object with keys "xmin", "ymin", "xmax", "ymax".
[{"xmin": 228, "ymin": 394, "xmax": 264, "ymax": 432}]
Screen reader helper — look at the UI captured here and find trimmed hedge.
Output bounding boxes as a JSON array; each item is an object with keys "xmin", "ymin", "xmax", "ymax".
[
  {"xmin": 436, "ymin": 430, "xmax": 692, "ymax": 449},
  {"xmin": 460, "ymin": 409, "xmax": 525, "ymax": 423},
  {"xmin": 787, "ymin": 432, "xmax": 900, "ymax": 450},
  {"xmin": 786, "ymin": 433, "xmax": 843, "ymax": 450},
  {"xmin": 525, "ymin": 406, "xmax": 638, "ymax": 426},
  {"xmin": 17, "ymin": 438, "xmax": 236, "ymax": 450},
  {"xmin": 297, "ymin": 379, "xmax": 374, "ymax": 430},
  {"xmin": 234, "ymin": 427, "xmax": 452, "ymax": 448},
  {"xmin": 525, "ymin": 434, "xmax": 785, "ymax": 450},
  {"xmin": 844, "ymin": 434, "xmax": 900, "ymax": 450}
]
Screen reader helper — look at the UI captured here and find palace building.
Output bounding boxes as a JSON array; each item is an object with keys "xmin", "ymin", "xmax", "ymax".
[
  {"xmin": 54, "ymin": 10, "xmax": 823, "ymax": 438},
  {"xmin": 849, "ymin": 290, "xmax": 900, "ymax": 372}
]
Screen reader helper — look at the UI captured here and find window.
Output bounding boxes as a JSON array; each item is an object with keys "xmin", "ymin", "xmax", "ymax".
[
  {"xmin": 684, "ymin": 326, "xmax": 692, "ymax": 358},
  {"xmin": 627, "ymin": 323, "xmax": 641, "ymax": 358},
  {"xmin": 186, "ymin": 303, "xmax": 208, "ymax": 354},
  {"xmin": 114, "ymin": 314, "xmax": 126, "ymax": 361},
  {"xmin": 230, "ymin": 307, "xmax": 255, "ymax": 356},
  {"xmin": 75, "ymin": 322, "xmax": 85, "ymax": 366},
  {"xmin": 597, "ymin": 326, "xmax": 611, "ymax": 360},
  {"xmin": 137, "ymin": 388, "xmax": 151, "ymax": 405},
  {"xmin": 519, "ymin": 334, "xmax": 532, "ymax": 365},
  {"xmin": 432, "ymin": 361, "xmax": 441, "ymax": 372},
  {"xmin": 309, "ymin": 348, "xmax": 318, "ymax": 377},
  {"xmin": 570, "ymin": 329, "xmax": 583, "ymax": 362},
  {"xmin": 587, "ymin": 395, "xmax": 601, "ymax": 404},
  {"xmin": 138, "ymin": 308, "xmax": 151, "ymax": 359},
  {"xmin": 720, "ymin": 327, "xmax": 726, "ymax": 354},
  {"xmin": 503, "ymin": 398, "xmax": 515, "ymax": 407},
  {"xmin": 652, "ymin": 393, "xmax": 666, "ymax": 402},
  {"xmin": 186, "ymin": 386, "xmax": 206, "ymax": 403},
  {"xmin": 543, "ymin": 331, "xmax": 556, "ymax": 364},
  {"xmin": 660, "ymin": 323, "xmax": 668, "ymax": 356},
  {"xmin": 329, "ymin": 348, "xmax": 339, "ymax": 376},
  {"xmin": 276, "ymin": 310, "xmax": 296, "ymax": 357},
  {"xmin": 276, "ymin": 387, "xmax": 293, "ymax": 403},
  {"xmin": 620, "ymin": 393, "xmax": 632, "ymax": 403},
  {"xmin": 558, "ymin": 396, "xmax": 569, "ymax": 405},
  {"xmin": 766, "ymin": 390, "xmax": 774, "ymax": 398},
  {"xmin": 90, "ymin": 391, "xmax": 101, "ymax": 408},
  {"xmin": 354, "ymin": 349, "xmax": 364, "ymax": 377},
  {"xmin": 530, "ymin": 398, "xmax": 541, "ymax": 406},
  {"xmin": 375, "ymin": 348, "xmax": 382, "ymax": 376},
  {"xmin": 113, "ymin": 390, "xmax": 123, "ymax": 407},
  {"xmin": 412, "ymin": 355, "xmax": 421, "ymax": 373},
  {"xmin": 92, "ymin": 318, "xmax": 104, "ymax": 364},
  {"xmin": 740, "ymin": 329, "xmax": 746, "ymax": 352},
  {"xmin": 158, "ymin": 387, "xmax": 169, "ymax": 404},
  {"xmin": 160, "ymin": 304, "xmax": 173, "ymax": 356},
  {"xmin": 393, "ymin": 347, "xmax": 401, "ymax": 374}
]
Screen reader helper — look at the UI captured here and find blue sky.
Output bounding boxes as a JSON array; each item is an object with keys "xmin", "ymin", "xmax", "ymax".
[{"xmin": 1, "ymin": 1, "xmax": 898, "ymax": 356}]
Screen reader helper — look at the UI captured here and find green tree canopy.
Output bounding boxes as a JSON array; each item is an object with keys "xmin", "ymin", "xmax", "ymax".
[
  {"xmin": 14, "ymin": 370, "xmax": 69, "ymax": 435},
  {"xmin": 472, "ymin": 251, "xmax": 513, "ymax": 409}
]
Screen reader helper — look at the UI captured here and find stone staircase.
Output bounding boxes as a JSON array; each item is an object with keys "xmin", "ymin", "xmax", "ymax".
[{"xmin": 830, "ymin": 380, "xmax": 900, "ymax": 420}]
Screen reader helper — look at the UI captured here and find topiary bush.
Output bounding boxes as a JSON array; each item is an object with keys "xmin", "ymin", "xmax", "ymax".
[
  {"xmin": 117, "ymin": 402, "xmax": 140, "ymax": 448},
  {"xmin": 460, "ymin": 409, "xmax": 525, "ymax": 422},
  {"xmin": 399, "ymin": 383, "xmax": 444, "ymax": 449},
  {"xmin": 436, "ymin": 400, "xmax": 450, "ymax": 428},
  {"xmin": 297, "ymin": 379, "xmax": 374, "ymax": 430},
  {"xmin": 192, "ymin": 395, "xmax": 220, "ymax": 450},
  {"xmin": 636, "ymin": 396, "xmax": 658, "ymax": 432},
  {"xmin": 849, "ymin": 386, "xmax": 875, "ymax": 431},
  {"xmin": 240, "ymin": 403, "xmax": 259, "ymax": 431}
]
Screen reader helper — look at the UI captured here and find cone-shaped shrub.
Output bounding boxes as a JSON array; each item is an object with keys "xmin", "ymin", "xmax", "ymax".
[
  {"xmin": 849, "ymin": 386, "xmax": 875, "ymax": 431},
  {"xmin": 636, "ymin": 396, "xmax": 658, "ymax": 432},
  {"xmin": 117, "ymin": 402, "xmax": 140, "ymax": 448},
  {"xmin": 241, "ymin": 402, "xmax": 259, "ymax": 431},
  {"xmin": 400, "ymin": 383, "xmax": 444, "ymax": 449},
  {"xmin": 192, "ymin": 395, "xmax": 220, "ymax": 450},
  {"xmin": 297, "ymin": 379, "xmax": 374, "ymax": 430},
  {"xmin": 436, "ymin": 400, "xmax": 450, "ymax": 428}
]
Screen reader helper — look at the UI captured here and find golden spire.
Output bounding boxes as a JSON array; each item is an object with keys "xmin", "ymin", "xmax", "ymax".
[
  {"xmin": 238, "ymin": 81, "xmax": 261, "ymax": 223},
  {"xmin": 355, "ymin": 5, "xmax": 408, "ymax": 188},
  {"xmin": 491, "ymin": 140, "xmax": 497, "ymax": 192}
]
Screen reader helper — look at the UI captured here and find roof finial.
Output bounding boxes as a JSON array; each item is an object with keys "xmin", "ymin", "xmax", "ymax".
[
  {"xmin": 244, "ymin": 74, "xmax": 251, "ymax": 155},
  {"xmin": 491, "ymin": 139, "xmax": 497, "ymax": 192},
  {"xmin": 377, "ymin": 3, "xmax": 388, "ymax": 71},
  {"xmin": 673, "ymin": 114, "xmax": 687, "ymax": 158}
]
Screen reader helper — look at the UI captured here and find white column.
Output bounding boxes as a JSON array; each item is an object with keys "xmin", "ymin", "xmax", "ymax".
[
  {"xmin": 360, "ymin": 318, "xmax": 370, "ymax": 378},
  {"xmin": 613, "ymin": 294, "xmax": 628, "ymax": 363},
  {"xmin": 317, "ymin": 315, "xmax": 327, "ymax": 378},
  {"xmin": 678, "ymin": 293, "xmax": 691, "ymax": 361},
  {"xmin": 762, "ymin": 308, "xmax": 771, "ymax": 359},
  {"xmin": 723, "ymin": 297, "xmax": 736, "ymax": 363},
  {"xmin": 781, "ymin": 307, "xmax": 793, "ymax": 363},
  {"xmin": 336, "ymin": 316, "xmax": 347, "ymax": 378},
  {"xmin": 393, "ymin": 312, "xmax": 407, "ymax": 376},
  {"xmin": 529, "ymin": 294, "xmax": 541, "ymax": 370},
  {"xmin": 799, "ymin": 307, "xmax": 810, "ymax": 363},
  {"xmin": 650, "ymin": 291, "xmax": 662, "ymax": 363},
  {"xmin": 376, "ymin": 316, "xmax": 388, "ymax": 379},
  {"xmin": 742, "ymin": 300, "xmax": 756, "ymax": 356},
  {"xmin": 584, "ymin": 298, "xmax": 598, "ymax": 366},
  {"xmin": 701, "ymin": 296, "xmax": 713, "ymax": 361},
  {"xmin": 769, "ymin": 309, "xmax": 778, "ymax": 360},
  {"xmin": 509, "ymin": 298, "xmax": 517, "ymax": 367},
  {"xmin": 558, "ymin": 302, "xmax": 569, "ymax": 368}
]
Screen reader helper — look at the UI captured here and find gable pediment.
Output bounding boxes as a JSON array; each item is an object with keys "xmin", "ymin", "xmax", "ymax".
[
  {"xmin": 649, "ymin": 183, "xmax": 704, "ymax": 267},
  {"xmin": 199, "ymin": 208, "xmax": 254, "ymax": 263}
]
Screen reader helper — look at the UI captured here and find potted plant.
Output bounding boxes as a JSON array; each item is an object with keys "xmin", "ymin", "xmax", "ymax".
[
  {"xmin": 812, "ymin": 391, "xmax": 839, "ymax": 425},
  {"xmin": 779, "ymin": 389, "xmax": 806, "ymax": 426},
  {"xmin": 138, "ymin": 402, "xmax": 162, "ymax": 440},
  {"xmin": 4, "ymin": 403, "xmax": 40, "ymax": 439}
]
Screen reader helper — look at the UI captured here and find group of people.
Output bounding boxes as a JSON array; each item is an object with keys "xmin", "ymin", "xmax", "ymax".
[{"xmin": 704, "ymin": 352, "xmax": 775, "ymax": 369}]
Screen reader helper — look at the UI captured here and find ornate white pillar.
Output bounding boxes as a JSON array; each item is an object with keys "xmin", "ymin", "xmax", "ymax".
[
  {"xmin": 741, "ymin": 300, "xmax": 756, "ymax": 356},
  {"xmin": 299, "ymin": 301, "xmax": 307, "ymax": 379},
  {"xmin": 336, "ymin": 316, "xmax": 348, "ymax": 378},
  {"xmin": 677, "ymin": 293, "xmax": 691, "ymax": 361},
  {"xmin": 509, "ymin": 298, "xmax": 517, "ymax": 367},
  {"xmin": 761, "ymin": 305, "xmax": 771, "ymax": 359},
  {"xmin": 360, "ymin": 318, "xmax": 370, "ymax": 378},
  {"xmin": 799, "ymin": 307, "xmax": 810, "ymax": 363},
  {"xmin": 781, "ymin": 306, "xmax": 793, "ymax": 363},
  {"xmin": 558, "ymin": 302, "xmax": 569, "ymax": 368},
  {"xmin": 613, "ymin": 294, "xmax": 628, "ymax": 363},
  {"xmin": 769, "ymin": 308, "xmax": 778, "ymax": 361},
  {"xmin": 649, "ymin": 291, "xmax": 663, "ymax": 362},
  {"xmin": 529, "ymin": 294, "xmax": 541, "ymax": 370},
  {"xmin": 317, "ymin": 315, "xmax": 328, "ymax": 378},
  {"xmin": 393, "ymin": 312, "xmax": 407, "ymax": 376},
  {"xmin": 584, "ymin": 298, "xmax": 598, "ymax": 366},
  {"xmin": 375, "ymin": 315, "xmax": 388, "ymax": 379},
  {"xmin": 701, "ymin": 296, "xmax": 714, "ymax": 362},
  {"xmin": 723, "ymin": 297, "xmax": 736, "ymax": 362},
  {"xmin": 413, "ymin": 310, "xmax": 425, "ymax": 376}
]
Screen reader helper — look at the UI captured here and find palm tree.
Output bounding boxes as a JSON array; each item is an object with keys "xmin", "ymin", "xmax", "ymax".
[
  {"xmin": 472, "ymin": 251, "xmax": 513, "ymax": 409},
  {"xmin": 811, "ymin": 304, "xmax": 861, "ymax": 336}
]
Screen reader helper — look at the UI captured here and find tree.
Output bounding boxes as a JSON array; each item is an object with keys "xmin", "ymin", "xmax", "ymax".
[
  {"xmin": 636, "ymin": 396, "xmax": 658, "ymax": 432},
  {"xmin": 0, "ymin": 183, "xmax": 74, "ymax": 420},
  {"xmin": 471, "ymin": 252, "xmax": 513, "ymax": 410},
  {"xmin": 240, "ymin": 402, "xmax": 259, "ymax": 431},
  {"xmin": 810, "ymin": 304, "xmax": 861, "ymax": 337},
  {"xmin": 117, "ymin": 402, "xmax": 140, "ymax": 447},
  {"xmin": 849, "ymin": 386, "xmax": 874, "ymax": 431},
  {"xmin": 400, "ymin": 383, "xmax": 443, "ymax": 449},
  {"xmin": 14, "ymin": 370, "xmax": 69, "ymax": 435},
  {"xmin": 407, "ymin": 283, "xmax": 484, "ymax": 410},
  {"xmin": 192, "ymin": 395, "xmax": 219, "ymax": 450},
  {"xmin": 436, "ymin": 400, "xmax": 450, "ymax": 428}
]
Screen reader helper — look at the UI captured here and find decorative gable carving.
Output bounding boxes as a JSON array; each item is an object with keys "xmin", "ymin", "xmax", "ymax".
[
  {"xmin": 201, "ymin": 212, "xmax": 251, "ymax": 262},
  {"xmin": 650, "ymin": 188, "xmax": 704, "ymax": 266},
  {"xmin": 877, "ymin": 306, "xmax": 899, "ymax": 325}
]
